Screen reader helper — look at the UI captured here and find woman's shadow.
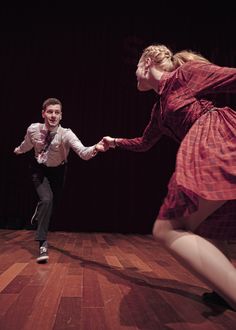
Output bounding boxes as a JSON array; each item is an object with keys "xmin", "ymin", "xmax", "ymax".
[
  {"xmin": 44, "ymin": 241, "xmax": 232, "ymax": 329},
  {"xmin": 14, "ymin": 231, "xmax": 233, "ymax": 328}
]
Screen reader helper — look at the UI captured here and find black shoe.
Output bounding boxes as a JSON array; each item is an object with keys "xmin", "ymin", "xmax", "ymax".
[
  {"xmin": 37, "ymin": 246, "xmax": 49, "ymax": 263},
  {"xmin": 202, "ymin": 291, "xmax": 232, "ymax": 309}
]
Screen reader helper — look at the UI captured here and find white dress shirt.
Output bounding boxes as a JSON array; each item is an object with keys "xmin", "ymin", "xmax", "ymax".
[{"xmin": 15, "ymin": 123, "xmax": 97, "ymax": 166}]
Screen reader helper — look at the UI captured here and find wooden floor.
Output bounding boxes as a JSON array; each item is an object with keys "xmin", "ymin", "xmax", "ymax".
[{"xmin": 0, "ymin": 230, "xmax": 236, "ymax": 330}]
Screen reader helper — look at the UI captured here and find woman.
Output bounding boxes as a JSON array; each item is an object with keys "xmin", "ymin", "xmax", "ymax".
[{"xmin": 103, "ymin": 44, "xmax": 236, "ymax": 310}]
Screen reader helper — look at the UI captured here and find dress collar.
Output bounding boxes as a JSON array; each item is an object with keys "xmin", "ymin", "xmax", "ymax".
[{"xmin": 155, "ymin": 71, "xmax": 172, "ymax": 95}]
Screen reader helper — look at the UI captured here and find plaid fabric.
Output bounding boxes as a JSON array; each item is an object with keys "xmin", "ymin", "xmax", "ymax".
[
  {"xmin": 117, "ymin": 61, "xmax": 236, "ymax": 239},
  {"xmin": 158, "ymin": 172, "xmax": 236, "ymax": 240}
]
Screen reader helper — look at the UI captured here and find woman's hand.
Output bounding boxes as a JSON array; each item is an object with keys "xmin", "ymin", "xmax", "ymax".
[{"xmin": 102, "ymin": 136, "xmax": 117, "ymax": 148}]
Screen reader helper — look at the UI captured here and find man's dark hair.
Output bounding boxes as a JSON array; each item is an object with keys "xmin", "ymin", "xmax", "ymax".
[{"xmin": 42, "ymin": 98, "xmax": 62, "ymax": 111}]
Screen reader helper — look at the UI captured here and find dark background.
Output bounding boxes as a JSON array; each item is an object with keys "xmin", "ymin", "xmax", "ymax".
[{"xmin": 0, "ymin": 4, "xmax": 235, "ymax": 233}]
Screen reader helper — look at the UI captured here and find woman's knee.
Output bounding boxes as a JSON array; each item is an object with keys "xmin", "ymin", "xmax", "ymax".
[
  {"xmin": 152, "ymin": 219, "xmax": 170, "ymax": 243},
  {"xmin": 152, "ymin": 218, "xmax": 184, "ymax": 244}
]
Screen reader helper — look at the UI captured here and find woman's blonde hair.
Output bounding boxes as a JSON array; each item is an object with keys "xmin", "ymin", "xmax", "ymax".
[{"xmin": 141, "ymin": 44, "xmax": 210, "ymax": 72}]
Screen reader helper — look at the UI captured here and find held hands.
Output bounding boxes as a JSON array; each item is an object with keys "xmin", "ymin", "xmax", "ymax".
[
  {"xmin": 102, "ymin": 136, "xmax": 116, "ymax": 149},
  {"xmin": 95, "ymin": 139, "xmax": 110, "ymax": 153},
  {"xmin": 94, "ymin": 136, "xmax": 117, "ymax": 155}
]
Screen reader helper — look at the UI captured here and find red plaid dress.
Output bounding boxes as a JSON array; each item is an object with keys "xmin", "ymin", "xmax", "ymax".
[{"xmin": 116, "ymin": 61, "xmax": 236, "ymax": 239}]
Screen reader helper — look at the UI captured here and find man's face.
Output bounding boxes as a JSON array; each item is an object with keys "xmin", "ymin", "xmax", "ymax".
[{"xmin": 42, "ymin": 104, "xmax": 62, "ymax": 128}]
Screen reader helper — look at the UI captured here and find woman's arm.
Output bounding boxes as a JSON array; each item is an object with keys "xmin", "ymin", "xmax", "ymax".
[
  {"xmin": 180, "ymin": 61, "xmax": 236, "ymax": 96},
  {"xmin": 103, "ymin": 103, "xmax": 162, "ymax": 152}
]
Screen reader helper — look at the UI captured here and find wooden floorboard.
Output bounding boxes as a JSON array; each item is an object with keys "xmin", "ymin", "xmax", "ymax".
[{"xmin": 0, "ymin": 229, "xmax": 236, "ymax": 329}]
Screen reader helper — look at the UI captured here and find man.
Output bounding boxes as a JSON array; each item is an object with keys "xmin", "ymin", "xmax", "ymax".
[{"xmin": 14, "ymin": 97, "xmax": 106, "ymax": 263}]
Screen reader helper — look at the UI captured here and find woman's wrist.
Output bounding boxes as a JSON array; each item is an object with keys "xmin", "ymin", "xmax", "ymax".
[{"xmin": 113, "ymin": 138, "xmax": 117, "ymax": 148}]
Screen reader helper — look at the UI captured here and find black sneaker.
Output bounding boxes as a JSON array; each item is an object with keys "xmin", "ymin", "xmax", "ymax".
[{"xmin": 37, "ymin": 246, "xmax": 49, "ymax": 263}]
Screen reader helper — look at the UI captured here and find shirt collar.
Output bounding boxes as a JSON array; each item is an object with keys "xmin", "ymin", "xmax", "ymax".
[{"xmin": 42, "ymin": 124, "xmax": 61, "ymax": 134}]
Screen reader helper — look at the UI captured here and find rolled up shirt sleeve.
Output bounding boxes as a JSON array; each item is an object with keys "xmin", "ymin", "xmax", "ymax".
[
  {"xmin": 14, "ymin": 125, "xmax": 34, "ymax": 154},
  {"xmin": 64, "ymin": 129, "xmax": 97, "ymax": 160}
]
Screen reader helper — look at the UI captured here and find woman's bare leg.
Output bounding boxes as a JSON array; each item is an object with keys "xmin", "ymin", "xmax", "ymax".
[
  {"xmin": 153, "ymin": 198, "xmax": 236, "ymax": 309},
  {"xmin": 208, "ymin": 239, "xmax": 231, "ymax": 260}
]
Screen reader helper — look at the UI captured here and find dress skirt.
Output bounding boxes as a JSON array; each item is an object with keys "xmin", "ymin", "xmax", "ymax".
[{"xmin": 158, "ymin": 107, "xmax": 236, "ymax": 240}]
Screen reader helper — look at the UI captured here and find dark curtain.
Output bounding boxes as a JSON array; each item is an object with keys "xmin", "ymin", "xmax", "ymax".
[{"xmin": 0, "ymin": 6, "xmax": 235, "ymax": 233}]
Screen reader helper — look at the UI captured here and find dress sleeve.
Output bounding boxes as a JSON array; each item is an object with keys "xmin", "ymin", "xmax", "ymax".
[
  {"xmin": 180, "ymin": 61, "xmax": 236, "ymax": 96},
  {"xmin": 116, "ymin": 103, "xmax": 162, "ymax": 152}
]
